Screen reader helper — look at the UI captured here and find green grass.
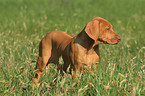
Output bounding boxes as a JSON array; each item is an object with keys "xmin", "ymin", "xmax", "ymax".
[{"xmin": 0, "ymin": 0, "xmax": 145, "ymax": 95}]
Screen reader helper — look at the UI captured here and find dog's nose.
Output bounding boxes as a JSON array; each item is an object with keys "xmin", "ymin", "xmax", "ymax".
[{"xmin": 117, "ymin": 36, "xmax": 121, "ymax": 41}]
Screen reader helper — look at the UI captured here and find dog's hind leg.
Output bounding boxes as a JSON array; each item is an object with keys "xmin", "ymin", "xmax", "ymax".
[{"xmin": 32, "ymin": 40, "xmax": 51, "ymax": 85}]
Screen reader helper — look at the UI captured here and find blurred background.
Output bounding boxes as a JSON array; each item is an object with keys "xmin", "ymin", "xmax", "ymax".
[{"xmin": 0, "ymin": 0, "xmax": 144, "ymax": 95}]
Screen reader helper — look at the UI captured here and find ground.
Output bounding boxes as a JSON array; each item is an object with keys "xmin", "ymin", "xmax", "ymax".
[{"xmin": 0, "ymin": 0, "xmax": 144, "ymax": 95}]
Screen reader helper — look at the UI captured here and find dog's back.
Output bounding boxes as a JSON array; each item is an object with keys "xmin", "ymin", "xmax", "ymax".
[{"xmin": 41, "ymin": 31, "xmax": 73, "ymax": 64}]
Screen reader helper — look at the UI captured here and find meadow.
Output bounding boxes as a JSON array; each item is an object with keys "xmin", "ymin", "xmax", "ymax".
[{"xmin": 0, "ymin": 0, "xmax": 145, "ymax": 95}]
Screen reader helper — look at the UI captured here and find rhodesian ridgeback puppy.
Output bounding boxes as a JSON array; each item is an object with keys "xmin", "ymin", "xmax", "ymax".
[{"xmin": 32, "ymin": 17, "xmax": 121, "ymax": 85}]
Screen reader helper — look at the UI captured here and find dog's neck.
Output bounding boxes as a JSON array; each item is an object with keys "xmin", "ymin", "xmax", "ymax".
[{"xmin": 75, "ymin": 30, "xmax": 99, "ymax": 50}]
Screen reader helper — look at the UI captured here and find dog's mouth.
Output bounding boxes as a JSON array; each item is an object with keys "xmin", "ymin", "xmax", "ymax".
[
  {"xmin": 110, "ymin": 41, "xmax": 119, "ymax": 45},
  {"xmin": 98, "ymin": 39, "xmax": 108, "ymax": 44},
  {"xmin": 98, "ymin": 39, "xmax": 120, "ymax": 45},
  {"xmin": 98, "ymin": 35, "xmax": 121, "ymax": 45},
  {"xmin": 103, "ymin": 41, "xmax": 109, "ymax": 44},
  {"xmin": 110, "ymin": 37, "xmax": 121, "ymax": 44}
]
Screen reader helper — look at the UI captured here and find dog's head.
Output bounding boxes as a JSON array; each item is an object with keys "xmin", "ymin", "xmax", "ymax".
[{"xmin": 85, "ymin": 17, "xmax": 121, "ymax": 45}]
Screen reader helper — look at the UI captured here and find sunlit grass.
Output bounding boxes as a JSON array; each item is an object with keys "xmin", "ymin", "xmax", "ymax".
[{"xmin": 0, "ymin": 0, "xmax": 144, "ymax": 95}]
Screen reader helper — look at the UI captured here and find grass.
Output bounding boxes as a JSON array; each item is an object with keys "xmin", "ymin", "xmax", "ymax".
[{"xmin": 0, "ymin": 0, "xmax": 145, "ymax": 95}]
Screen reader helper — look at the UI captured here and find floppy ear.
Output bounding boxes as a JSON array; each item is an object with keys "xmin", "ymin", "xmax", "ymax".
[{"xmin": 85, "ymin": 19, "xmax": 100, "ymax": 42}]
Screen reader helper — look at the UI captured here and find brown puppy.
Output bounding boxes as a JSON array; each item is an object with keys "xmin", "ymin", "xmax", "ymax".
[{"xmin": 32, "ymin": 17, "xmax": 121, "ymax": 84}]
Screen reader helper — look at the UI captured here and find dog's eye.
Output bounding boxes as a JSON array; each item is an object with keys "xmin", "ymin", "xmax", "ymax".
[
  {"xmin": 106, "ymin": 28, "xmax": 110, "ymax": 30},
  {"xmin": 106, "ymin": 26, "xmax": 110, "ymax": 30}
]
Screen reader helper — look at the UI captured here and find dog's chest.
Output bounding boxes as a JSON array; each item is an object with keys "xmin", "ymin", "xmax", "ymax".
[{"xmin": 75, "ymin": 44, "xmax": 99, "ymax": 66}]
